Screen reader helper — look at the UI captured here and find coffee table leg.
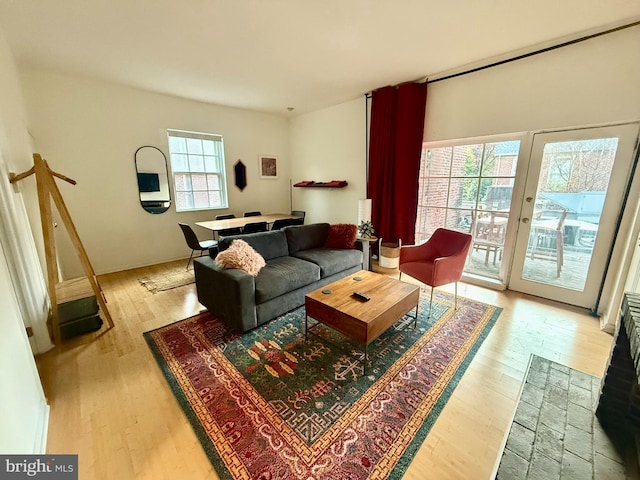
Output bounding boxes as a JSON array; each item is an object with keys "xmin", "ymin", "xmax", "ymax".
[
  {"xmin": 305, "ymin": 314, "xmax": 308, "ymax": 341},
  {"xmin": 364, "ymin": 344, "xmax": 368, "ymax": 376},
  {"xmin": 413, "ymin": 304, "xmax": 419, "ymax": 329}
]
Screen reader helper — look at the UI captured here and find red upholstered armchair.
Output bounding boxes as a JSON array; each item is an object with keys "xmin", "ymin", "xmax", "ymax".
[{"xmin": 399, "ymin": 228, "xmax": 472, "ymax": 317}]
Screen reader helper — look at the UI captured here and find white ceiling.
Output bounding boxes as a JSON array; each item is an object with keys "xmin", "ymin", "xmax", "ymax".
[{"xmin": 1, "ymin": 1, "xmax": 639, "ymax": 117}]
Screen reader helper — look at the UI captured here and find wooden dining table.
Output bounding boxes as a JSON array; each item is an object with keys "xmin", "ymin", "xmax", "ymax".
[{"xmin": 195, "ymin": 213, "xmax": 298, "ymax": 236}]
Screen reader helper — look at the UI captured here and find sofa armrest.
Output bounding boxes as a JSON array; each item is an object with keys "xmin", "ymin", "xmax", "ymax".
[{"xmin": 193, "ymin": 256, "xmax": 258, "ymax": 333}]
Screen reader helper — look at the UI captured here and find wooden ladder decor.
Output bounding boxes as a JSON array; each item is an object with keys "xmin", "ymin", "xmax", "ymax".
[{"xmin": 10, "ymin": 153, "xmax": 114, "ymax": 345}]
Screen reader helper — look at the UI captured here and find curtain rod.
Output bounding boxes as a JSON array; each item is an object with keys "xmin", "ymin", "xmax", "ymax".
[{"xmin": 365, "ymin": 19, "xmax": 640, "ymax": 97}]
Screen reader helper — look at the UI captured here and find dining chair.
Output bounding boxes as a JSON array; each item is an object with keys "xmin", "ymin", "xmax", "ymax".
[
  {"xmin": 242, "ymin": 221, "xmax": 268, "ymax": 233},
  {"xmin": 291, "ymin": 210, "xmax": 305, "ymax": 225},
  {"xmin": 243, "ymin": 211, "xmax": 262, "ymax": 217},
  {"xmin": 530, "ymin": 210, "xmax": 567, "ymax": 277},
  {"xmin": 271, "ymin": 218, "xmax": 295, "ymax": 230},
  {"xmin": 471, "ymin": 210, "xmax": 508, "ymax": 265},
  {"xmin": 179, "ymin": 223, "xmax": 218, "ymax": 270},
  {"xmin": 216, "ymin": 214, "xmax": 242, "ymax": 236},
  {"xmin": 399, "ymin": 228, "xmax": 472, "ymax": 317}
]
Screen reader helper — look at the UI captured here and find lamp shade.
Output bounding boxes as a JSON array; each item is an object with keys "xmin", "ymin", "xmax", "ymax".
[{"xmin": 357, "ymin": 199, "xmax": 372, "ymax": 225}]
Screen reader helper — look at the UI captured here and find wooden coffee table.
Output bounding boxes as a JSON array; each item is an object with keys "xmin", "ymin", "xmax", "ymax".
[{"xmin": 304, "ymin": 270, "xmax": 420, "ymax": 374}]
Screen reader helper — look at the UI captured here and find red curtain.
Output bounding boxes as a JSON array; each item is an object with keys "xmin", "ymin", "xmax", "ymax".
[{"xmin": 368, "ymin": 82, "xmax": 427, "ymax": 245}]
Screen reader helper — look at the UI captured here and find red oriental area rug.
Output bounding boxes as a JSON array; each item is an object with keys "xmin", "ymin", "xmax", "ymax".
[{"xmin": 144, "ymin": 290, "xmax": 501, "ymax": 479}]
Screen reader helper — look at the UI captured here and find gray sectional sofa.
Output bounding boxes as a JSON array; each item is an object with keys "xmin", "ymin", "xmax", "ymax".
[{"xmin": 193, "ymin": 223, "xmax": 363, "ymax": 333}]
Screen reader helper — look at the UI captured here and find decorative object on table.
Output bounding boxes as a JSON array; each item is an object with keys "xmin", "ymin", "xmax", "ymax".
[
  {"xmin": 357, "ymin": 200, "xmax": 374, "ymax": 236},
  {"xmin": 357, "ymin": 198, "xmax": 372, "ymax": 224},
  {"xmin": 135, "ymin": 146, "xmax": 171, "ymax": 214},
  {"xmin": 356, "ymin": 200, "xmax": 376, "ymax": 269},
  {"xmin": 293, "ymin": 180, "xmax": 348, "ymax": 188},
  {"xmin": 233, "ymin": 160, "xmax": 247, "ymax": 191},
  {"xmin": 145, "ymin": 290, "xmax": 501, "ymax": 480},
  {"xmin": 258, "ymin": 154, "xmax": 278, "ymax": 179},
  {"xmin": 357, "ymin": 220, "xmax": 374, "ymax": 238}
]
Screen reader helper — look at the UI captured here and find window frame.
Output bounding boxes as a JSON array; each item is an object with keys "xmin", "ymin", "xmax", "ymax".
[
  {"xmin": 415, "ymin": 133, "xmax": 526, "ymax": 285},
  {"xmin": 415, "ymin": 139, "xmax": 521, "ymax": 242},
  {"xmin": 166, "ymin": 129, "xmax": 229, "ymax": 212}
]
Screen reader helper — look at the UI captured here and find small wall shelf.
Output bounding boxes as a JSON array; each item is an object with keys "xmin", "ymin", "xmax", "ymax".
[{"xmin": 293, "ymin": 180, "xmax": 348, "ymax": 188}]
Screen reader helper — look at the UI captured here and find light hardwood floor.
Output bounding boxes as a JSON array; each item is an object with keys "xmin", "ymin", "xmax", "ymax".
[{"xmin": 36, "ymin": 259, "xmax": 614, "ymax": 479}]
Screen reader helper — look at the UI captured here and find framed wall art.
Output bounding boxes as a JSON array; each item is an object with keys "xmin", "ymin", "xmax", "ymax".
[{"xmin": 258, "ymin": 154, "xmax": 278, "ymax": 179}]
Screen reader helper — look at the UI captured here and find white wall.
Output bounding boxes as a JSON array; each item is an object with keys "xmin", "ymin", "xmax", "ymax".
[
  {"xmin": 424, "ymin": 26, "xmax": 640, "ymax": 141},
  {"xmin": 20, "ymin": 71, "xmax": 291, "ymax": 276},
  {"xmin": 289, "ymin": 98, "xmax": 367, "ymax": 225},
  {"xmin": 0, "ymin": 30, "xmax": 48, "ymax": 454},
  {"xmin": 288, "ymin": 27, "xmax": 640, "ymax": 230},
  {"xmin": 0, "ymin": 241, "xmax": 48, "ymax": 453}
]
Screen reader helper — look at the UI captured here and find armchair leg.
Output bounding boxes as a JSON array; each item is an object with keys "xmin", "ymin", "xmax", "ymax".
[
  {"xmin": 455, "ymin": 282, "xmax": 458, "ymax": 310},
  {"xmin": 428, "ymin": 287, "xmax": 433, "ymax": 318}
]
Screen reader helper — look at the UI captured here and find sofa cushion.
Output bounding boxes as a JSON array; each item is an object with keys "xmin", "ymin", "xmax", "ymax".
[
  {"xmin": 254, "ymin": 256, "xmax": 321, "ymax": 304},
  {"xmin": 215, "ymin": 239, "xmax": 266, "ymax": 276},
  {"xmin": 285, "ymin": 223, "xmax": 329, "ymax": 254},
  {"xmin": 291, "ymin": 248, "xmax": 363, "ymax": 278},
  {"xmin": 324, "ymin": 223, "xmax": 358, "ymax": 249},
  {"xmin": 219, "ymin": 230, "xmax": 289, "ymax": 261}
]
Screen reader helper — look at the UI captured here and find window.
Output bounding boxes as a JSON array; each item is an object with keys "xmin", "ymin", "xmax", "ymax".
[
  {"xmin": 167, "ymin": 129, "xmax": 229, "ymax": 212},
  {"xmin": 415, "ymin": 139, "xmax": 520, "ymax": 279}
]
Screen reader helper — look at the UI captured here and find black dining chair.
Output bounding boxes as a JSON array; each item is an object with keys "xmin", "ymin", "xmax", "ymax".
[
  {"xmin": 242, "ymin": 221, "xmax": 268, "ymax": 234},
  {"xmin": 216, "ymin": 214, "xmax": 242, "ymax": 236},
  {"xmin": 243, "ymin": 211, "xmax": 262, "ymax": 217},
  {"xmin": 179, "ymin": 223, "xmax": 218, "ymax": 270},
  {"xmin": 271, "ymin": 218, "xmax": 295, "ymax": 230},
  {"xmin": 291, "ymin": 210, "xmax": 305, "ymax": 225}
]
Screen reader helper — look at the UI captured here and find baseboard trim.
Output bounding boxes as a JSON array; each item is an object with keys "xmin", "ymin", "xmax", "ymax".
[{"xmin": 33, "ymin": 401, "xmax": 50, "ymax": 453}]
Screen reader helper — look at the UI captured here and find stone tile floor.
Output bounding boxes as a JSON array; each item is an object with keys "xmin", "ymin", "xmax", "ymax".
[{"xmin": 496, "ymin": 355, "xmax": 637, "ymax": 479}]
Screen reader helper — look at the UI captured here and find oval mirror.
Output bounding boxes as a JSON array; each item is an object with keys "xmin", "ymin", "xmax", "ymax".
[{"xmin": 135, "ymin": 146, "xmax": 171, "ymax": 214}]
